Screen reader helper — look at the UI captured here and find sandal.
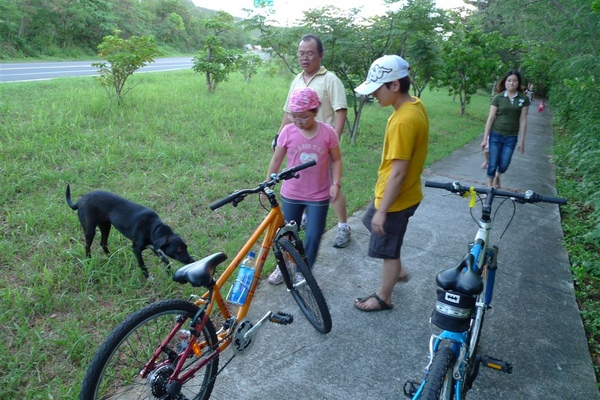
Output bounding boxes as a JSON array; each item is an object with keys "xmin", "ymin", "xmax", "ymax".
[{"xmin": 354, "ymin": 293, "xmax": 393, "ymax": 312}]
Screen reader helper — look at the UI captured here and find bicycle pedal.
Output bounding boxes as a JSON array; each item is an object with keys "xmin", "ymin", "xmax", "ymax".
[
  {"xmin": 269, "ymin": 312, "xmax": 293, "ymax": 325},
  {"xmin": 403, "ymin": 380, "xmax": 420, "ymax": 397},
  {"xmin": 480, "ymin": 355, "xmax": 513, "ymax": 373}
]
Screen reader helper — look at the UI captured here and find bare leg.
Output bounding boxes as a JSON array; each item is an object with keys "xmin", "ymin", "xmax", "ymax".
[
  {"xmin": 332, "ymin": 190, "xmax": 347, "ymax": 223},
  {"xmin": 481, "ymin": 151, "xmax": 489, "ymax": 169},
  {"xmin": 493, "ymin": 173, "xmax": 501, "ymax": 189},
  {"xmin": 332, "ymin": 190, "xmax": 352, "ymax": 248},
  {"xmin": 355, "ymin": 258, "xmax": 403, "ymax": 310}
]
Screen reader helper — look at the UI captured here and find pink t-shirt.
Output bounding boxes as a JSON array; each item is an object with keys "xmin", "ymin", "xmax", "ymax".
[{"xmin": 277, "ymin": 121, "xmax": 339, "ymax": 202}]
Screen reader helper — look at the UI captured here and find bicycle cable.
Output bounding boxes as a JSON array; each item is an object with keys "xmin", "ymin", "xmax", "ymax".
[{"xmin": 471, "ymin": 195, "xmax": 517, "ymax": 248}]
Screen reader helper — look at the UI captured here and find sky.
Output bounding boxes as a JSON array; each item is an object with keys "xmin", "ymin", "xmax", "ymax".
[{"xmin": 191, "ymin": 0, "xmax": 472, "ymax": 26}]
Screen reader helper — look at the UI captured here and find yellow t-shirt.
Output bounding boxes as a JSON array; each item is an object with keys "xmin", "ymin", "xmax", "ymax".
[{"xmin": 374, "ymin": 97, "xmax": 429, "ymax": 212}]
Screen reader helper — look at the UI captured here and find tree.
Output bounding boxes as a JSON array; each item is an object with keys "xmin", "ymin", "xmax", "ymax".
[
  {"xmin": 238, "ymin": 54, "xmax": 263, "ymax": 82},
  {"xmin": 435, "ymin": 24, "xmax": 505, "ymax": 115},
  {"xmin": 192, "ymin": 11, "xmax": 241, "ymax": 93},
  {"xmin": 92, "ymin": 30, "xmax": 161, "ymax": 105}
]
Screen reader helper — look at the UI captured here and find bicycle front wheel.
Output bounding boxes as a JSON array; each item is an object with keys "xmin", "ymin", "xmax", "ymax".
[
  {"xmin": 80, "ymin": 299, "xmax": 219, "ymax": 400},
  {"xmin": 277, "ymin": 238, "xmax": 332, "ymax": 334},
  {"xmin": 421, "ymin": 345, "xmax": 457, "ymax": 400}
]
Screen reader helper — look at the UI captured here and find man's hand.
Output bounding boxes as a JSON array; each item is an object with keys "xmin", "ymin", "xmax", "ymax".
[{"xmin": 371, "ymin": 210, "xmax": 387, "ymax": 236}]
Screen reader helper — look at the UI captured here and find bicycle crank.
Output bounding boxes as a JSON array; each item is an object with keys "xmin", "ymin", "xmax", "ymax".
[{"xmin": 232, "ymin": 319, "xmax": 255, "ymax": 356}]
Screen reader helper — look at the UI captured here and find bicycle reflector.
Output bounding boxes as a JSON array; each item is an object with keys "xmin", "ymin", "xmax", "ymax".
[{"xmin": 431, "ymin": 288, "xmax": 476, "ymax": 332}]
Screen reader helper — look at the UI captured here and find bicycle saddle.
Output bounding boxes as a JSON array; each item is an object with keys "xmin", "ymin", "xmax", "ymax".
[
  {"xmin": 173, "ymin": 252, "xmax": 227, "ymax": 287},
  {"xmin": 436, "ymin": 253, "xmax": 483, "ymax": 295}
]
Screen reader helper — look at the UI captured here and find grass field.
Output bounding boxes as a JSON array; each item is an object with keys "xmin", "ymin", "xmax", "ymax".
[{"xmin": 0, "ymin": 68, "xmax": 489, "ymax": 398}]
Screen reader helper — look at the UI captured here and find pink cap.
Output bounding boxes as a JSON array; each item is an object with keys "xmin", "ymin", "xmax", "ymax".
[{"xmin": 289, "ymin": 87, "xmax": 321, "ymax": 112}]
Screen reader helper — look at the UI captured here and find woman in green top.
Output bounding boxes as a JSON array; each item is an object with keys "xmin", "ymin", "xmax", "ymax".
[{"xmin": 480, "ymin": 70, "xmax": 530, "ymax": 188}]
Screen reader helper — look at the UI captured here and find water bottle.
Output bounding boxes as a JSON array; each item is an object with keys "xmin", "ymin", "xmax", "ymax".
[{"xmin": 228, "ymin": 252, "xmax": 256, "ymax": 305}]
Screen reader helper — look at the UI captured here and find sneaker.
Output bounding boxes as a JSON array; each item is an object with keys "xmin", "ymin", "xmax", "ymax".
[
  {"xmin": 268, "ymin": 267, "xmax": 284, "ymax": 285},
  {"xmin": 268, "ymin": 258, "xmax": 296, "ymax": 285},
  {"xmin": 300, "ymin": 212, "xmax": 307, "ymax": 230},
  {"xmin": 333, "ymin": 225, "xmax": 351, "ymax": 248}
]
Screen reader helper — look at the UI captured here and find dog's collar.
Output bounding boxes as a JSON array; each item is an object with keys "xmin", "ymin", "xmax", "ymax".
[{"xmin": 155, "ymin": 248, "xmax": 170, "ymax": 264}]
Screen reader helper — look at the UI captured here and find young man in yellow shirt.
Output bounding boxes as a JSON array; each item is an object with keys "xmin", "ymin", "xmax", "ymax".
[{"xmin": 353, "ymin": 55, "xmax": 429, "ymax": 312}]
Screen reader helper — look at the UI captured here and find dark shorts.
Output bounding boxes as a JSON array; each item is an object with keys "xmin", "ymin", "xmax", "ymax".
[{"xmin": 361, "ymin": 202, "xmax": 420, "ymax": 259}]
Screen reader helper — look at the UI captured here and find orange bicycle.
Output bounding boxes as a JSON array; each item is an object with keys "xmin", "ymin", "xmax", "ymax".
[{"xmin": 79, "ymin": 160, "xmax": 332, "ymax": 399}]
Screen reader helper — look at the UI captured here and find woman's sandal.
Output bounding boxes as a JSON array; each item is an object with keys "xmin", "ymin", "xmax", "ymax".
[{"xmin": 354, "ymin": 293, "xmax": 393, "ymax": 312}]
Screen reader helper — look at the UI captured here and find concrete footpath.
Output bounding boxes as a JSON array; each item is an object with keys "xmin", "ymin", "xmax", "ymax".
[{"xmin": 210, "ymin": 104, "xmax": 599, "ymax": 399}]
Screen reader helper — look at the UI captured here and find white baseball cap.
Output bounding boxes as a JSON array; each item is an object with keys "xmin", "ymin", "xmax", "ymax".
[{"xmin": 354, "ymin": 55, "xmax": 410, "ymax": 96}]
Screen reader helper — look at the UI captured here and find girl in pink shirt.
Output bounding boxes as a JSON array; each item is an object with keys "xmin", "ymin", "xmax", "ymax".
[{"xmin": 266, "ymin": 87, "xmax": 342, "ymax": 284}]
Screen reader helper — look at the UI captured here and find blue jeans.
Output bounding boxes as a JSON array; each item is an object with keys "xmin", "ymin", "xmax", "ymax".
[
  {"xmin": 281, "ymin": 196, "xmax": 329, "ymax": 268},
  {"xmin": 487, "ymin": 131, "xmax": 518, "ymax": 179}
]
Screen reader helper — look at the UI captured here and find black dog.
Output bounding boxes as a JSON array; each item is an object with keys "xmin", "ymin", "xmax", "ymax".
[{"xmin": 66, "ymin": 184, "xmax": 194, "ymax": 278}]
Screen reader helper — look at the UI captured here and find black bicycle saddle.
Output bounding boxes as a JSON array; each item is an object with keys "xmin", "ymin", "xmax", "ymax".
[{"xmin": 436, "ymin": 253, "xmax": 484, "ymax": 295}]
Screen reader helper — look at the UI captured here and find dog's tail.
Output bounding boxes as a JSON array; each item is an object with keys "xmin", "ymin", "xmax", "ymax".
[{"xmin": 66, "ymin": 184, "xmax": 78, "ymax": 210}]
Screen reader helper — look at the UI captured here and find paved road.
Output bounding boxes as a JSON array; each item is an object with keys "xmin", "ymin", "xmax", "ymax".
[
  {"xmin": 206, "ymin": 103, "xmax": 599, "ymax": 399},
  {"xmin": 0, "ymin": 57, "xmax": 194, "ymax": 83}
]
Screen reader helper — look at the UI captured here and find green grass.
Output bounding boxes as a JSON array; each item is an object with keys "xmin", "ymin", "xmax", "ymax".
[
  {"xmin": 553, "ymin": 129, "xmax": 600, "ymax": 384},
  {"xmin": 0, "ymin": 69, "xmax": 489, "ymax": 398}
]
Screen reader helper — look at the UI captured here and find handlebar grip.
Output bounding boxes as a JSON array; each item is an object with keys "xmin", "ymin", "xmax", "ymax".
[
  {"xmin": 290, "ymin": 159, "xmax": 316, "ymax": 173},
  {"xmin": 210, "ymin": 194, "xmax": 236, "ymax": 211},
  {"xmin": 539, "ymin": 195, "xmax": 567, "ymax": 205},
  {"xmin": 278, "ymin": 160, "xmax": 317, "ymax": 181},
  {"xmin": 425, "ymin": 181, "xmax": 456, "ymax": 191}
]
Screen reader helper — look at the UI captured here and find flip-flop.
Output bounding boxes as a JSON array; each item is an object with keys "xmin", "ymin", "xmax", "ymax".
[{"xmin": 354, "ymin": 293, "xmax": 393, "ymax": 312}]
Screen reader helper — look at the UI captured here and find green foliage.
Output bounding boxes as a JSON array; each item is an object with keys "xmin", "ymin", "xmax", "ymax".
[
  {"xmin": 554, "ymin": 128, "xmax": 600, "ymax": 379},
  {"xmin": 435, "ymin": 24, "xmax": 506, "ymax": 114},
  {"xmin": 550, "ymin": 55, "xmax": 600, "ymax": 240},
  {"xmin": 239, "ymin": 54, "xmax": 263, "ymax": 82},
  {"xmin": 0, "ymin": 0, "xmax": 249, "ymax": 58},
  {"xmin": 192, "ymin": 12, "xmax": 242, "ymax": 93},
  {"xmin": 92, "ymin": 30, "xmax": 161, "ymax": 105}
]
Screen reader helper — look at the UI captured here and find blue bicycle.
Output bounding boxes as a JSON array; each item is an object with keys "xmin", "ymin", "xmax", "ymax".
[{"xmin": 405, "ymin": 181, "xmax": 567, "ymax": 399}]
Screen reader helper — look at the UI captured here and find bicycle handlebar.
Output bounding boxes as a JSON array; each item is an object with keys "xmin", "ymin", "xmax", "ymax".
[
  {"xmin": 424, "ymin": 180, "xmax": 567, "ymax": 205},
  {"xmin": 209, "ymin": 160, "xmax": 317, "ymax": 211}
]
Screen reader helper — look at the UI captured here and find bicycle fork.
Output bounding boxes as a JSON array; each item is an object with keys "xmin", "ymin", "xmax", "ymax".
[{"xmin": 272, "ymin": 220, "xmax": 309, "ymax": 284}]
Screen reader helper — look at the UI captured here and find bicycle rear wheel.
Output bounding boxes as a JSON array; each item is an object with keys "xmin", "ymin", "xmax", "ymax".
[
  {"xmin": 421, "ymin": 345, "xmax": 457, "ymax": 400},
  {"xmin": 79, "ymin": 299, "xmax": 219, "ymax": 400},
  {"xmin": 277, "ymin": 239, "xmax": 332, "ymax": 334}
]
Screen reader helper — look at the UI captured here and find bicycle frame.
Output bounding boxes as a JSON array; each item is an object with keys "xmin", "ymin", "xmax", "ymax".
[
  {"xmin": 139, "ymin": 191, "xmax": 302, "ymax": 384},
  {"xmin": 412, "ymin": 196, "xmax": 498, "ymax": 399},
  {"xmin": 80, "ymin": 160, "xmax": 333, "ymax": 400},
  {"xmin": 406, "ymin": 181, "xmax": 566, "ymax": 399},
  {"xmin": 198, "ymin": 200, "xmax": 284, "ymax": 325}
]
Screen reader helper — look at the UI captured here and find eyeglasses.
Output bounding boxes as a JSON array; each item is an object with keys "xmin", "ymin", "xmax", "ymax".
[
  {"xmin": 297, "ymin": 51, "xmax": 318, "ymax": 60},
  {"xmin": 288, "ymin": 114, "xmax": 312, "ymax": 123}
]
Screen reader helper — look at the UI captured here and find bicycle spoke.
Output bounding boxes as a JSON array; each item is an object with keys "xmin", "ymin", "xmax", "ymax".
[{"xmin": 80, "ymin": 300, "xmax": 219, "ymax": 400}]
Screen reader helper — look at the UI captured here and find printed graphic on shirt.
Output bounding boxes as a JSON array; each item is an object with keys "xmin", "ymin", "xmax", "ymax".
[{"xmin": 300, "ymin": 152, "xmax": 318, "ymax": 164}]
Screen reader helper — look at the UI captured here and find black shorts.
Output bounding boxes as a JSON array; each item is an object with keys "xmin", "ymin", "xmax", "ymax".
[{"xmin": 362, "ymin": 202, "xmax": 419, "ymax": 259}]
